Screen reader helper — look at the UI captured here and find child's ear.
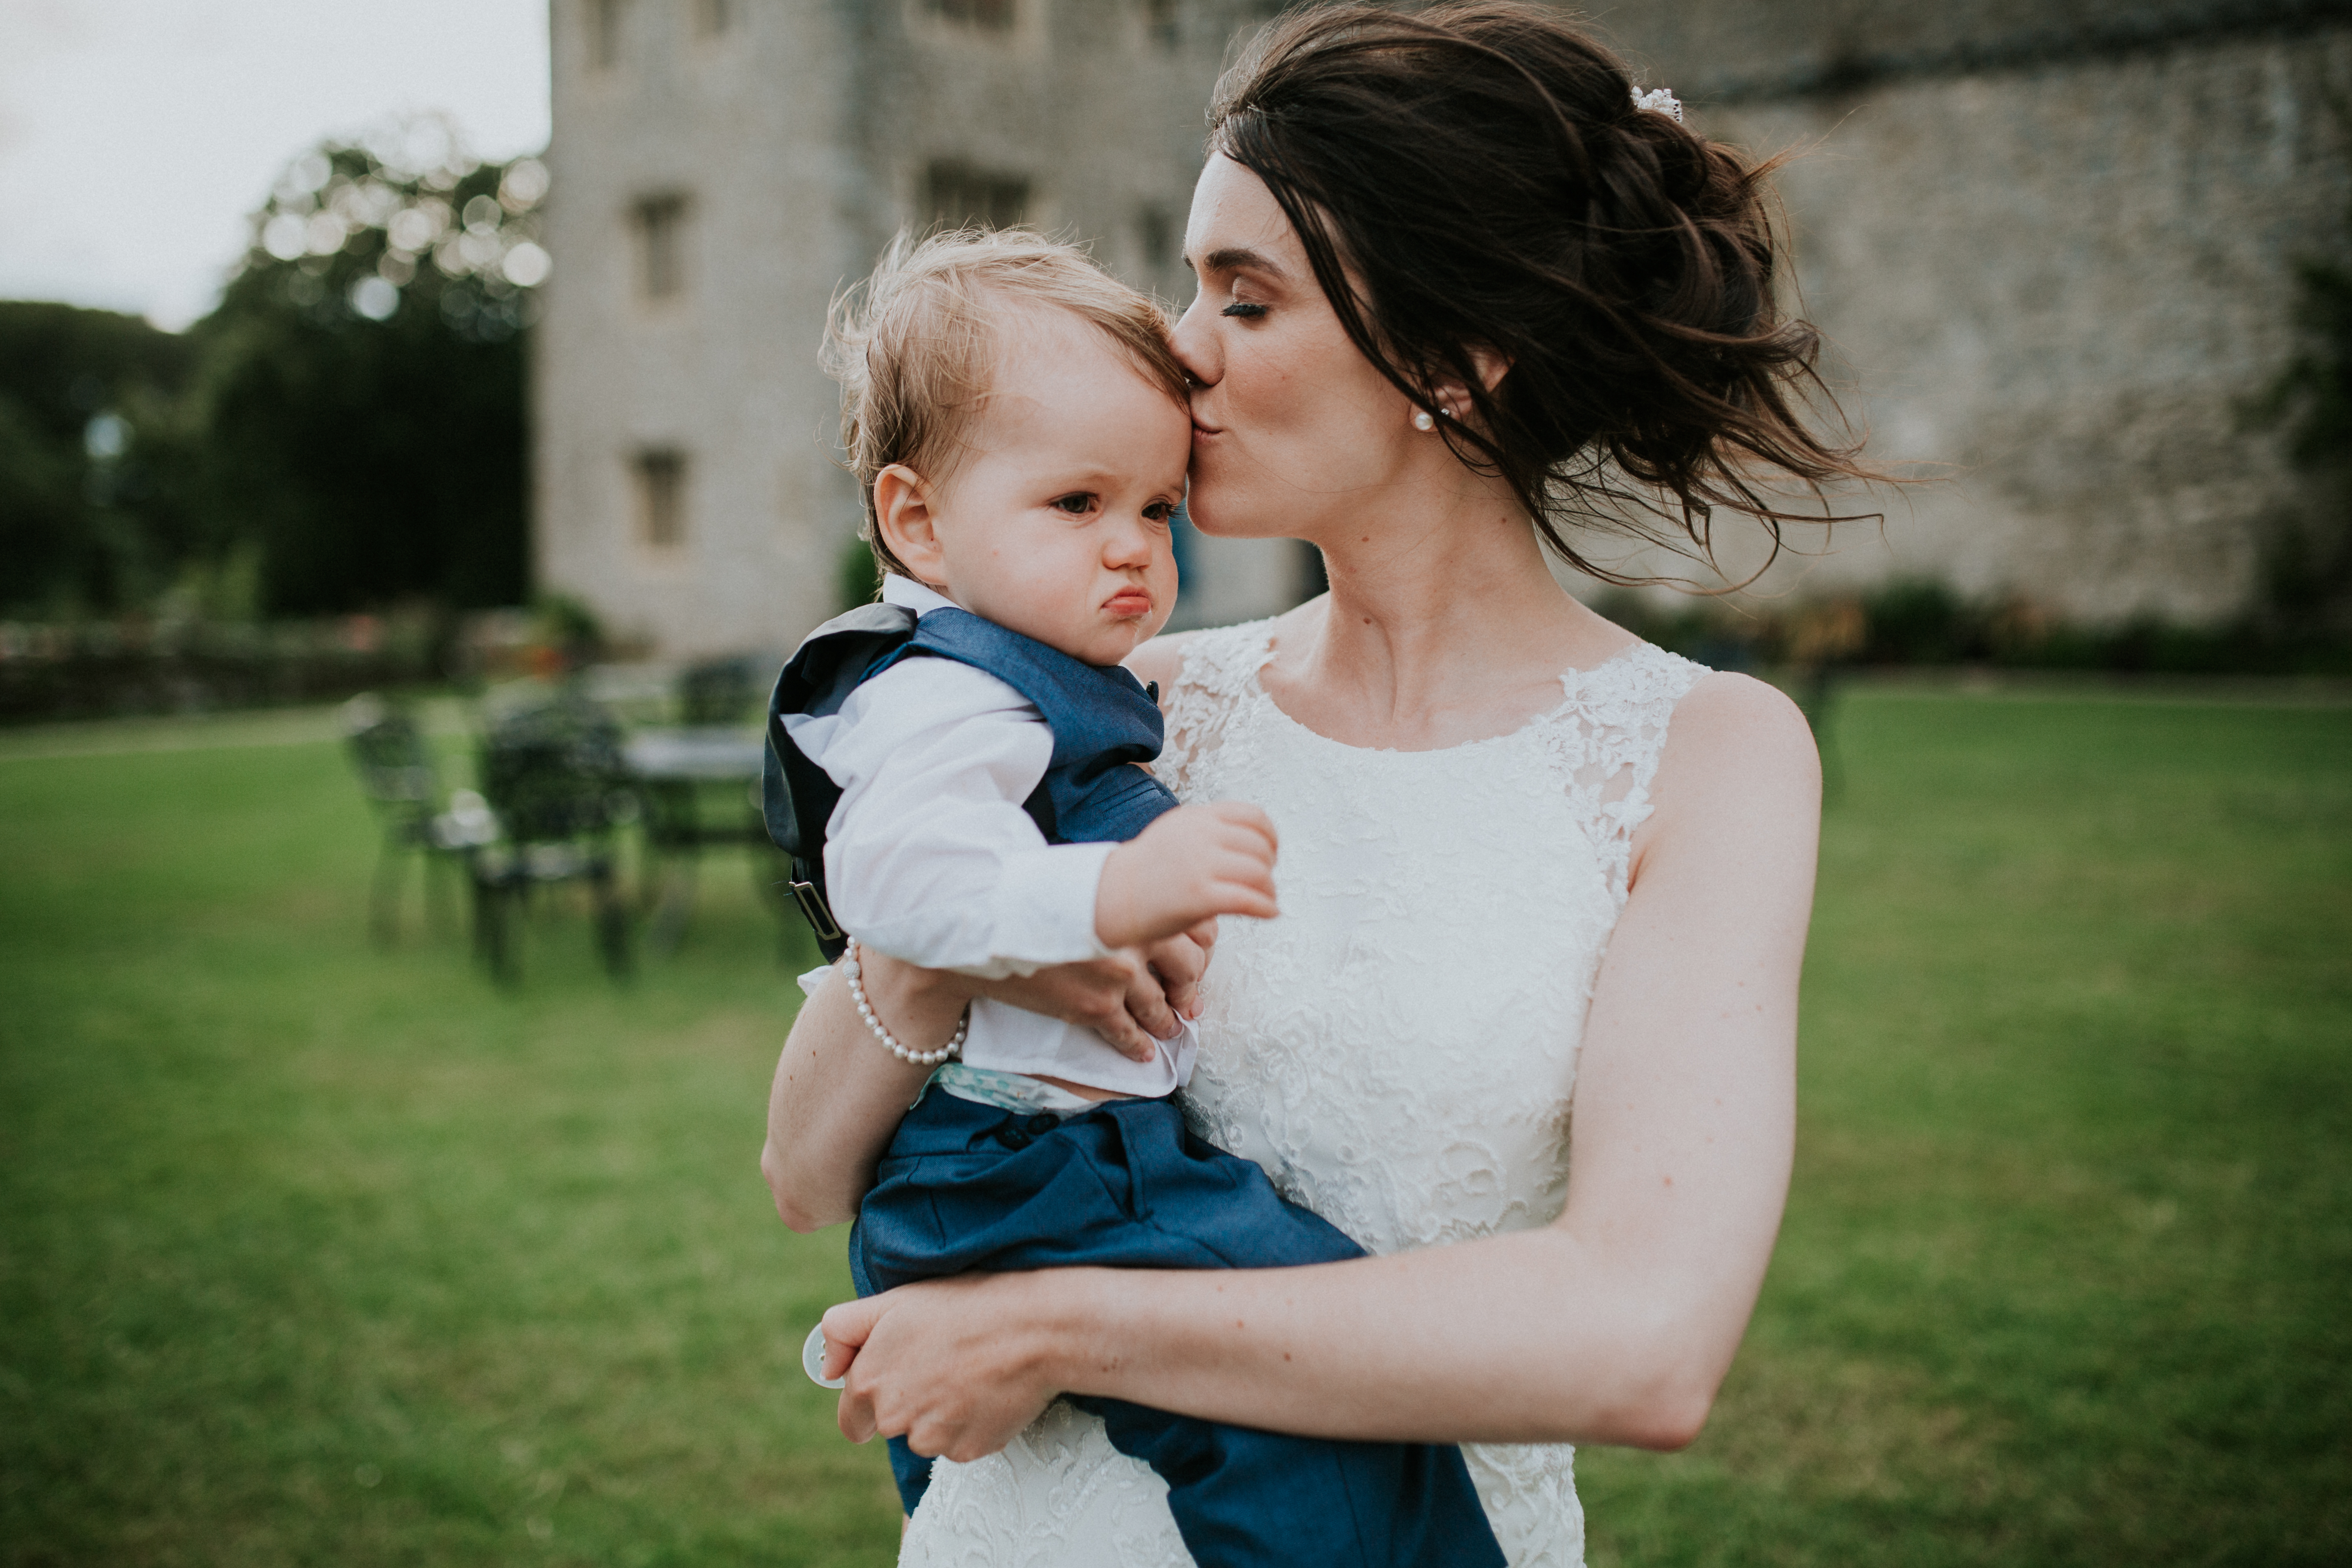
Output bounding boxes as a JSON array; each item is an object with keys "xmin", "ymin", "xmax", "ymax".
[{"xmin": 873, "ymin": 464, "xmax": 949, "ymax": 587}]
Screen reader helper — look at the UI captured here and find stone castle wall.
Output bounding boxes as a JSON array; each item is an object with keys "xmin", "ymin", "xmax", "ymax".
[
  {"xmin": 536, "ymin": 0, "xmax": 868, "ymax": 661},
  {"xmin": 535, "ymin": 0, "xmax": 1300, "ymax": 660},
  {"xmin": 1607, "ymin": 0, "xmax": 2352, "ymax": 621},
  {"xmin": 535, "ymin": 0, "xmax": 2352, "ymax": 656}
]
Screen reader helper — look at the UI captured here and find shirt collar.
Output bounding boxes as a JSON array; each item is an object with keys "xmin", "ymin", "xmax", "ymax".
[{"xmin": 881, "ymin": 573, "xmax": 958, "ymax": 616}]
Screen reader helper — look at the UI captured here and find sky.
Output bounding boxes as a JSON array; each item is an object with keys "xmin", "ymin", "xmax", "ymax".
[{"xmin": 0, "ymin": 0, "xmax": 550, "ymax": 330}]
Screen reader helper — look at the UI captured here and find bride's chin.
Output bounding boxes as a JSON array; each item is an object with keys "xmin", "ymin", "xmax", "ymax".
[{"xmin": 1182, "ymin": 485, "xmax": 1279, "ymax": 541}]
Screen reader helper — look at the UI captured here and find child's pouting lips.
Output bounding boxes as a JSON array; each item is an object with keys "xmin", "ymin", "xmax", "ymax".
[{"xmin": 1104, "ymin": 588, "xmax": 1154, "ymax": 617}]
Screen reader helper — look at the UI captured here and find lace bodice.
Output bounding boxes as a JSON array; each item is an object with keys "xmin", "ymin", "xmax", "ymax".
[{"xmin": 902, "ymin": 619, "xmax": 1709, "ymax": 1568}]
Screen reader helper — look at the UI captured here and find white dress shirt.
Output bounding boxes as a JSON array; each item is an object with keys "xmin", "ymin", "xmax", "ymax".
[{"xmin": 784, "ymin": 575, "xmax": 1195, "ymax": 1097}]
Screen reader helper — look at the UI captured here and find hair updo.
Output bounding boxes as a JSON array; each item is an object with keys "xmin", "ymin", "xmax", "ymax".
[{"xmin": 1209, "ymin": 0, "xmax": 1877, "ymax": 580}]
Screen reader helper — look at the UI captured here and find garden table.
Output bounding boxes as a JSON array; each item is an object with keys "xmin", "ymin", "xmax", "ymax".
[{"xmin": 624, "ymin": 727, "xmax": 790, "ymax": 950}]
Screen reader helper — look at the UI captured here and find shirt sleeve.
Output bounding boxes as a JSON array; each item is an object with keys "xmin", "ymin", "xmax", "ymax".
[{"xmin": 803, "ymin": 659, "xmax": 1116, "ymax": 978}]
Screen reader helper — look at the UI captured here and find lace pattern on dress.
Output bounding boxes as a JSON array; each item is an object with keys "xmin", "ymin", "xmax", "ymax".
[
  {"xmin": 902, "ymin": 617, "xmax": 1708, "ymax": 1568},
  {"xmin": 1162, "ymin": 618, "xmax": 1704, "ymax": 904}
]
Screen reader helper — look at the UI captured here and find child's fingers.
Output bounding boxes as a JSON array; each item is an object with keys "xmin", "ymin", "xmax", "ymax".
[
  {"xmin": 1202, "ymin": 870, "xmax": 1278, "ymax": 921},
  {"xmin": 1209, "ymin": 846, "xmax": 1278, "ymax": 893},
  {"xmin": 1200, "ymin": 825, "xmax": 1277, "ymax": 875},
  {"xmin": 1204, "ymin": 800, "xmax": 1278, "ymax": 853},
  {"xmin": 1216, "ymin": 886, "xmax": 1280, "ymax": 921},
  {"xmin": 1171, "ymin": 883, "xmax": 1270, "ymax": 928}
]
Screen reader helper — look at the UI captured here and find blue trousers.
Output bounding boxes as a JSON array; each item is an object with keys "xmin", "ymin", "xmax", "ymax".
[{"xmin": 850, "ymin": 1091, "xmax": 1506, "ymax": 1568}]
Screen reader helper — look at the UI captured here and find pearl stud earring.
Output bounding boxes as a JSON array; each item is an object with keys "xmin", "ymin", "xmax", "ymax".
[{"xmin": 1412, "ymin": 409, "xmax": 1436, "ymax": 432}]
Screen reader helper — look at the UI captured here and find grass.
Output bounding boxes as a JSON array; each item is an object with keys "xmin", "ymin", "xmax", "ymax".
[
  {"xmin": 0, "ymin": 735, "xmax": 891, "ymax": 1566},
  {"xmin": 2, "ymin": 685, "xmax": 2347, "ymax": 1565},
  {"xmin": 1582, "ymin": 689, "xmax": 2352, "ymax": 1566}
]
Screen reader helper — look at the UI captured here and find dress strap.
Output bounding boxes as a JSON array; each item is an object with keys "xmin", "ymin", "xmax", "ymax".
[{"xmin": 1535, "ymin": 644, "xmax": 1710, "ymax": 904}]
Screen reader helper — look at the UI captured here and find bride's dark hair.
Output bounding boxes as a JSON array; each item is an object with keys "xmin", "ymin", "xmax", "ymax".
[{"xmin": 1209, "ymin": 0, "xmax": 1881, "ymax": 582}]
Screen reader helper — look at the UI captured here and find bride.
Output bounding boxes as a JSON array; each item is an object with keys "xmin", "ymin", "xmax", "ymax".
[{"xmin": 764, "ymin": 4, "xmax": 1875, "ymax": 1561}]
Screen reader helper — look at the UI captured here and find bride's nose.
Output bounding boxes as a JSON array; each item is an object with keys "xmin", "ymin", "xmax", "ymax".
[{"xmin": 1170, "ymin": 294, "xmax": 1220, "ymax": 391}]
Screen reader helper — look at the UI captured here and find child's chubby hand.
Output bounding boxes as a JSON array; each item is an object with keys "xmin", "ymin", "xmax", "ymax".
[{"xmin": 1094, "ymin": 801, "xmax": 1279, "ymax": 953}]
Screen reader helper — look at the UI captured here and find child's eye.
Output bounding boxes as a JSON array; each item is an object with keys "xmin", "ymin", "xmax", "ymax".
[
  {"xmin": 1220, "ymin": 301, "xmax": 1268, "ymax": 320},
  {"xmin": 1143, "ymin": 500, "xmax": 1173, "ymax": 524},
  {"xmin": 1050, "ymin": 493, "xmax": 1096, "ymax": 516}
]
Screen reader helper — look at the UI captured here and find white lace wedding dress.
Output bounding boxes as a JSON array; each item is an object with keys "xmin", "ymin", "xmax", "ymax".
[{"xmin": 900, "ymin": 618, "xmax": 1708, "ymax": 1568}]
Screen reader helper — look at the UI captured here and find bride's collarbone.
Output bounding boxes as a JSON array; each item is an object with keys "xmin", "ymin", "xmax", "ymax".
[
  {"xmin": 1257, "ymin": 598, "xmax": 1638, "ymax": 752},
  {"xmin": 1255, "ymin": 646, "xmax": 1611, "ymax": 752}
]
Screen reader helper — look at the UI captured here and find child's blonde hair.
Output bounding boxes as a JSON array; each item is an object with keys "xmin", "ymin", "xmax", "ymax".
[{"xmin": 825, "ymin": 228, "xmax": 1191, "ymax": 581}]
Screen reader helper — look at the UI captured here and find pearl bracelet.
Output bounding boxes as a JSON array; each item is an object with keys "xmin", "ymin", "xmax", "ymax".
[{"xmin": 842, "ymin": 936, "xmax": 968, "ymax": 1066}]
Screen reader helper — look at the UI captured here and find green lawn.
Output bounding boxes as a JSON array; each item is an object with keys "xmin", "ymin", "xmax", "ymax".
[{"xmin": 2, "ymin": 687, "xmax": 2347, "ymax": 1566}]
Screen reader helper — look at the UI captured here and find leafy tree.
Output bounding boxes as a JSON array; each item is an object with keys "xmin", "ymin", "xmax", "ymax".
[
  {"xmin": 2, "ymin": 120, "xmax": 549, "ymax": 622},
  {"xmin": 2255, "ymin": 231, "xmax": 2352, "ymax": 630},
  {"xmin": 185, "ymin": 119, "xmax": 549, "ymax": 614},
  {"xmin": 0, "ymin": 303, "xmax": 197, "ymax": 616}
]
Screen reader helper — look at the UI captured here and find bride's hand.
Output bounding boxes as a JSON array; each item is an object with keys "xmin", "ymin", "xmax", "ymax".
[
  {"xmin": 820, "ymin": 1274, "xmax": 1069, "ymax": 1462},
  {"xmin": 965, "ymin": 922, "xmax": 1214, "ymax": 1060}
]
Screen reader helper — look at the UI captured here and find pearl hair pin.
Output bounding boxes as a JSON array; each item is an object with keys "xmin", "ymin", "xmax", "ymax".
[{"xmin": 843, "ymin": 935, "xmax": 968, "ymax": 1066}]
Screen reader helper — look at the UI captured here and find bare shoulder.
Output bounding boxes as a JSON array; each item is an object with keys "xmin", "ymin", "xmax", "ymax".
[
  {"xmin": 1643, "ymin": 671, "xmax": 1821, "ymax": 846},
  {"xmin": 1667, "ymin": 670, "xmax": 1816, "ymax": 764}
]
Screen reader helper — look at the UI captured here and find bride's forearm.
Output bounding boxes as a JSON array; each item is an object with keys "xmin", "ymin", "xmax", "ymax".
[
  {"xmin": 1040, "ymin": 1228, "xmax": 1731, "ymax": 1451},
  {"xmin": 761, "ymin": 958, "xmax": 952, "ymax": 1231}
]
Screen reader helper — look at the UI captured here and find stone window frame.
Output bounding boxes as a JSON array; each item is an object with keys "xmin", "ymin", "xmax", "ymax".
[
  {"xmin": 905, "ymin": 0, "xmax": 1042, "ymax": 52},
  {"xmin": 1139, "ymin": 0, "xmax": 1180, "ymax": 52},
  {"xmin": 921, "ymin": 160, "xmax": 1031, "ymax": 233},
  {"xmin": 586, "ymin": 0, "xmax": 626, "ymax": 70},
  {"xmin": 924, "ymin": 0, "xmax": 1014, "ymax": 29},
  {"xmin": 631, "ymin": 448, "xmax": 690, "ymax": 550},
  {"xmin": 631, "ymin": 192, "xmax": 693, "ymax": 303}
]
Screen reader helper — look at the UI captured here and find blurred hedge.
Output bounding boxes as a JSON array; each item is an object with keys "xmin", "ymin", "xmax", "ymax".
[{"xmin": 1595, "ymin": 579, "xmax": 2352, "ymax": 678}]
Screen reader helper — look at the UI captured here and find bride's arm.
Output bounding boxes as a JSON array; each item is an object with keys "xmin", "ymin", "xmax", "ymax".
[
  {"xmin": 817, "ymin": 671, "xmax": 1817, "ymax": 1455},
  {"xmin": 764, "ymin": 948, "xmax": 1200, "ymax": 1231},
  {"xmin": 761, "ymin": 958, "xmax": 942, "ymax": 1232}
]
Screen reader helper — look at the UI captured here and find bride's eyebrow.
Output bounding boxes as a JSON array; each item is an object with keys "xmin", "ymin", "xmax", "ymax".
[{"xmin": 1188, "ymin": 246, "xmax": 1288, "ymax": 282}]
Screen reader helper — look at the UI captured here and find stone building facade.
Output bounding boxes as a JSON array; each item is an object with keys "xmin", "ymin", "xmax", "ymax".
[{"xmin": 535, "ymin": 0, "xmax": 2352, "ymax": 657}]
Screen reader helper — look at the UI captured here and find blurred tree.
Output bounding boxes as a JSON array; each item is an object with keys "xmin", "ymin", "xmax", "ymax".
[
  {"xmin": 0, "ymin": 303, "xmax": 199, "ymax": 616},
  {"xmin": 185, "ymin": 120, "xmax": 551, "ymax": 615},
  {"xmin": 2254, "ymin": 229, "xmax": 2352, "ymax": 631}
]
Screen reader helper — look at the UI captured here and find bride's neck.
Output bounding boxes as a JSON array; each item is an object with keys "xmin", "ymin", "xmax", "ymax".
[{"xmin": 1280, "ymin": 492, "xmax": 1632, "ymax": 745}]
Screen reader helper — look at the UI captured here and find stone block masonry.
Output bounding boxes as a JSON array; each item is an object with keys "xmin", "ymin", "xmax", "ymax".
[{"xmin": 535, "ymin": 1, "xmax": 2352, "ymax": 658}]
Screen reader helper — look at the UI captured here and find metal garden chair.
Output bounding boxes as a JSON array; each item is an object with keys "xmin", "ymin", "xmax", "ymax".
[
  {"xmin": 342, "ymin": 694, "xmax": 474, "ymax": 944},
  {"xmin": 469, "ymin": 691, "xmax": 636, "ymax": 983}
]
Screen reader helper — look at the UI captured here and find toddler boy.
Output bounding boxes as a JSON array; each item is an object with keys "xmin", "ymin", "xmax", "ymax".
[{"xmin": 765, "ymin": 231, "xmax": 1503, "ymax": 1568}]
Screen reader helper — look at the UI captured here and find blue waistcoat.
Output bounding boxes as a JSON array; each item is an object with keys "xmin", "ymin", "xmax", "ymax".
[{"xmin": 762, "ymin": 601, "xmax": 1177, "ymax": 956}]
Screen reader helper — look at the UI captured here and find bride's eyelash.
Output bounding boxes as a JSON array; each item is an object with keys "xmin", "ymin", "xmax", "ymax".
[{"xmin": 1220, "ymin": 301, "xmax": 1268, "ymax": 319}]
